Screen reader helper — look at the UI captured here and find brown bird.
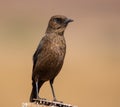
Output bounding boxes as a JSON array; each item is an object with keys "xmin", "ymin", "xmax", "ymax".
[{"xmin": 30, "ymin": 15, "xmax": 73, "ymax": 102}]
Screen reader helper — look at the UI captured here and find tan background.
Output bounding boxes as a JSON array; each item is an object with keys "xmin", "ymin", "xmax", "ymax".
[{"xmin": 0, "ymin": 0, "xmax": 120, "ymax": 107}]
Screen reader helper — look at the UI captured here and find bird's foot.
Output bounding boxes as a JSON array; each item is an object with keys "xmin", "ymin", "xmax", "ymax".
[
  {"xmin": 33, "ymin": 96, "xmax": 47, "ymax": 103},
  {"xmin": 34, "ymin": 97, "xmax": 47, "ymax": 101},
  {"xmin": 52, "ymin": 99, "xmax": 63, "ymax": 103},
  {"xmin": 40, "ymin": 97, "xmax": 47, "ymax": 101}
]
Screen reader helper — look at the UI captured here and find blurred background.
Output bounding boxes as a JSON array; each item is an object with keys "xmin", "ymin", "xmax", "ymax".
[{"xmin": 0, "ymin": 0, "xmax": 120, "ymax": 107}]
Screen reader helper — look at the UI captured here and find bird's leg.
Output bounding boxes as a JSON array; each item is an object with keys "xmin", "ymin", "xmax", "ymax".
[
  {"xmin": 35, "ymin": 80, "xmax": 39, "ymax": 99},
  {"xmin": 50, "ymin": 80, "xmax": 57, "ymax": 101}
]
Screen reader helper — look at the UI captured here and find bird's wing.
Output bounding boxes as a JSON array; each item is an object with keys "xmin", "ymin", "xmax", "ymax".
[{"xmin": 32, "ymin": 36, "xmax": 49, "ymax": 70}]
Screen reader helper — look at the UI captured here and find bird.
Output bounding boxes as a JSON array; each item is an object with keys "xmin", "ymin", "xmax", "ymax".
[{"xmin": 30, "ymin": 15, "xmax": 73, "ymax": 102}]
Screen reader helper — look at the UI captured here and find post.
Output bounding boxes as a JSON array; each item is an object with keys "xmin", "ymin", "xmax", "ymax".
[{"xmin": 22, "ymin": 98, "xmax": 77, "ymax": 107}]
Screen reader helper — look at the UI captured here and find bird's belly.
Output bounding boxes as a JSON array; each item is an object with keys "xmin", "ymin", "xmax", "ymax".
[{"xmin": 37, "ymin": 48, "xmax": 65, "ymax": 81}]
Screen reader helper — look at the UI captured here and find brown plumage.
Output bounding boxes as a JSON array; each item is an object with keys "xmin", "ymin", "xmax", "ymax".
[{"xmin": 30, "ymin": 15, "xmax": 73, "ymax": 102}]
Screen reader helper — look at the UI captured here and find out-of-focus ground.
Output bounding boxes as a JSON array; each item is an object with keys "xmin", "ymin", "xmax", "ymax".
[{"xmin": 0, "ymin": 0, "xmax": 120, "ymax": 107}]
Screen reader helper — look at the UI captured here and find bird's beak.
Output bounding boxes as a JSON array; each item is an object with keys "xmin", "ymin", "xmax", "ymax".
[{"xmin": 64, "ymin": 18, "xmax": 74, "ymax": 24}]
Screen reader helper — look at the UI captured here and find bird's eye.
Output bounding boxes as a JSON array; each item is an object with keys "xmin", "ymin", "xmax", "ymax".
[{"xmin": 53, "ymin": 18, "xmax": 63, "ymax": 24}]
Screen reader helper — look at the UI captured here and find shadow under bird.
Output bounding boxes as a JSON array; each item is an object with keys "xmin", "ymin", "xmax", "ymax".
[{"xmin": 30, "ymin": 15, "xmax": 73, "ymax": 102}]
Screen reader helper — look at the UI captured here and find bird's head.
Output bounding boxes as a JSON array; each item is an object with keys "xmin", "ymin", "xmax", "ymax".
[{"xmin": 46, "ymin": 15, "xmax": 73, "ymax": 35}]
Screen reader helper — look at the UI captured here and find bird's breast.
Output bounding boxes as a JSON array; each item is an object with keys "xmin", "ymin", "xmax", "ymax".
[
  {"xmin": 50, "ymin": 37, "xmax": 66, "ymax": 60},
  {"xmin": 43, "ymin": 36, "xmax": 66, "ymax": 71}
]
